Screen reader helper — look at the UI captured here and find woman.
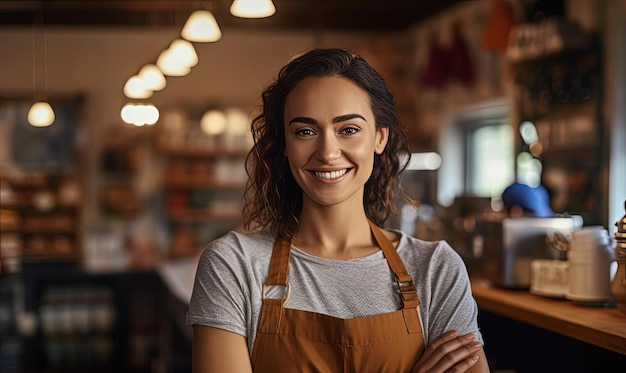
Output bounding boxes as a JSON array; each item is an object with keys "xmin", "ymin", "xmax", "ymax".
[{"xmin": 187, "ymin": 48, "xmax": 489, "ymax": 372}]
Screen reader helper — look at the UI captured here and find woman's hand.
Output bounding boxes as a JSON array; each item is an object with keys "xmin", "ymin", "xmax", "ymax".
[{"xmin": 411, "ymin": 330, "xmax": 484, "ymax": 373}]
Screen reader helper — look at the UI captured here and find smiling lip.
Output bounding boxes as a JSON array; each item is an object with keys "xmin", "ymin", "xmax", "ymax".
[{"xmin": 310, "ymin": 168, "xmax": 351, "ymax": 181}]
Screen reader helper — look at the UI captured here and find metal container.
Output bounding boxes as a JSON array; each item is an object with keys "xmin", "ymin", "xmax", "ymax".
[
  {"xmin": 610, "ymin": 200, "xmax": 626, "ymax": 314},
  {"xmin": 481, "ymin": 216, "xmax": 583, "ymax": 288}
]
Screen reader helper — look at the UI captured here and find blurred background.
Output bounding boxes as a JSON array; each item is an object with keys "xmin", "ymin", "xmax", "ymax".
[{"xmin": 1, "ymin": 0, "xmax": 625, "ymax": 372}]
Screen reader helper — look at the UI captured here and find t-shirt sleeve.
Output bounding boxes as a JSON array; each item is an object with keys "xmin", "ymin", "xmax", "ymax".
[
  {"xmin": 185, "ymin": 239, "xmax": 249, "ymax": 337},
  {"xmin": 426, "ymin": 240, "xmax": 483, "ymax": 345}
]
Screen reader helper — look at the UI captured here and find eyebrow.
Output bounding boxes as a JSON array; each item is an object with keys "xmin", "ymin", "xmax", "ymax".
[{"xmin": 288, "ymin": 113, "xmax": 367, "ymax": 126}]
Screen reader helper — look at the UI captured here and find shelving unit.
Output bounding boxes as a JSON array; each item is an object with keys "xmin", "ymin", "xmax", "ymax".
[
  {"xmin": 0, "ymin": 173, "xmax": 83, "ymax": 270},
  {"xmin": 508, "ymin": 26, "xmax": 605, "ymax": 225},
  {"xmin": 157, "ymin": 143, "xmax": 249, "ymax": 258},
  {"xmin": 99, "ymin": 138, "xmax": 142, "ymax": 218}
]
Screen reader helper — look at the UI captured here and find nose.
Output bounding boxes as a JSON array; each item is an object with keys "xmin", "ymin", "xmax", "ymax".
[{"xmin": 315, "ymin": 132, "xmax": 341, "ymax": 164}]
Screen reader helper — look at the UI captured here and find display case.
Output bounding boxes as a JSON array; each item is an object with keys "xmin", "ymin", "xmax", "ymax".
[{"xmin": 20, "ymin": 262, "xmax": 162, "ymax": 373}]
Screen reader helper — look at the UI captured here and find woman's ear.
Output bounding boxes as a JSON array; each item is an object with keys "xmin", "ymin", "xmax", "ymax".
[{"xmin": 374, "ymin": 127, "xmax": 389, "ymax": 154}]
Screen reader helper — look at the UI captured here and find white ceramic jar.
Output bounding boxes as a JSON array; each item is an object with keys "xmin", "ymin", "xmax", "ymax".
[{"xmin": 566, "ymin": 226, "xmax": 615, "ymax": 305}]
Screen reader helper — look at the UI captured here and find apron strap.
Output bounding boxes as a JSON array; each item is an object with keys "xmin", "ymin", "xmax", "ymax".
[
  {"xmin": 259, "ymin": 238, "xmax": 292, "ymax": 334},
  {"xmin": 368, "ymin": 220, "xmax": 421, "ymax": 334},
  {"xmin": 266, "ymin": 238, "xmax": 291, "ymax": 286}
]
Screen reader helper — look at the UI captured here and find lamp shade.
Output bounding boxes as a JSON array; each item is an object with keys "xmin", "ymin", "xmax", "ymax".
[
  {"xmin": 230, "ymin": 0, "xmax": 276, "ymax": 18},
  {"xmin": 182, "ymin": 10, "xmax": 222, "ymax": 42},
  {"xmin": 123, "ymin": 75, "xmax": 153, "ymax": 99},
  {"xmin": 121, "ymin": 103, "xmax": 160, "ymax": 126},
  {"xmin": 27, "ymin": 101, "xmax": 55, "ymax": 127},
  {"xmin": 138, "ymin": 64, "xmax": 166, "ymax": 91},
  {"xmin": 156, "ymin": 39, "xmax": 197, "ymax": 77}
]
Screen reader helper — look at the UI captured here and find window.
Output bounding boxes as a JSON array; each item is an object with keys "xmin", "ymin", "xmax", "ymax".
[
  {"xmin": 437, "ymin": 100, "xmax": 513, "ymax": 208},
  {"xmin": 465, "ymin": 120, "xmax": 515, "ymax": 199}
]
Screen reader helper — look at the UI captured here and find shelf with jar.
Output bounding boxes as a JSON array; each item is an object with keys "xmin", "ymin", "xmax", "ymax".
[
  {"xmin": 510, "ymin": 30, "xmax": 603, "ymax": 155},
  {"xmin": 161, "ymin": 148, "xmax": 248, "ymax": 258},
  {"xmin": 507, "ymin": 24, "xmax": 606, "ymax": 225},
  {"xmin": 0, "ymin": 173, "xmax": 83, "ymax": 272},
  {"xmin": 98, "ymin": 128, "xmax": 147, "ymax": 218}
]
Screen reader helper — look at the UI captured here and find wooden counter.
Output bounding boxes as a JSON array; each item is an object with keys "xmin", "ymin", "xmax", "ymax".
[{"xmin": 471, "ymin": 281, "xmax": 626, "ymax": 355}]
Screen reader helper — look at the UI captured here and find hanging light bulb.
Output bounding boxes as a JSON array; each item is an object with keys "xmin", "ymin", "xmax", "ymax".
[
  {"xmin": 169, "ymin": 39, "xmax": 198, "ymax": 67},
  {"xmin": 181, "ymin": 10, "xmax": 222, "ymax": 42},
  {"xmin": 230, "ymin": 0, "xmax": 276, "ymax": 18},
  {"xmin": 138, "ymin": 64, "xmax": 166, "ymax": 91},
  {"xmin": 28, "ymin": 10, "xmax": 55, "ymax": 127},
  {"xmin": 27, "ymin": 102, "xmax": 55, "ymax": 127},
  {"xmin": 200, "ymin": 109, "xmax": 227, "ymax": 135},
  {"xmin": 156, "ymin": 39, "xmax": 197, "ymax": 77},
  {"xmin": 156, "ymin": 48, "xmax": 190, "ymax": 77},
  {"xmin": 123, "ymin": 75, "xmax": 153, "ymax": 99},
  {"xmin": 121, "ymin": 103, "xmax": 160, "ymax": 126}
]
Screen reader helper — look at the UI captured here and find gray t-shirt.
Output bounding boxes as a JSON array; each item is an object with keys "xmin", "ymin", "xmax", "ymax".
[{"xmin": 186, "ymin": 229, "xmax": 483, "ymax": 354}]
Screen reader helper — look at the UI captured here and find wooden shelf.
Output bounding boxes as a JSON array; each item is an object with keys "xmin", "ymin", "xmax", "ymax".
[
  {"xmin": 164, "ymin": 175, "xmax": 246, "ymax": 189},
  {"xmin": 0, "ymin": 174, "xmax": 82, "ymax": 266},
  {"xmin": 157, "ymin": 145, "xmax": 249, "ymax": 159},
  {"xmin": 167, "ymin": 208, "xmax": 241, "ymax": 223},
  {"xmin": 471, "ymin": 281, "xmax": 626, "ymax": 355}
]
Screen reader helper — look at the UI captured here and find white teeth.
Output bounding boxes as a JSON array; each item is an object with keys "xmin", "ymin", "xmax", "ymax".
[{"xmin": 314, "ymin": 169, "xmax": 347, "ymax": 180}]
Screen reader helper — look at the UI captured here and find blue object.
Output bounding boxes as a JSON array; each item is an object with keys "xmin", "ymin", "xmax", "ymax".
[{"xmin": 502, "ymin": 182, "xmax": 554, "ymax": 217}]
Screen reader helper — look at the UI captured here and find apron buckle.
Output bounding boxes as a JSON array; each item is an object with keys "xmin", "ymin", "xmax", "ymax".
[{"xmin": 262, "ymin": 282, "xmax": 291, "ymax": 304}]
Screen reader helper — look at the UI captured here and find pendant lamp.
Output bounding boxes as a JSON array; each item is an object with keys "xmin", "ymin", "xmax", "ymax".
[
  {"xmin": 28, "ymin": 11, "xmax": 55, "ymax": 127},
  {"xmin": 123, "ymin": 75, "xmax": 153, "ymax": 99},
  {"xmin": 138, "ymin": 64, "xmax": 166, "ymax": 91},
  {"xmin": 230, "ymin": 0, "xmax": 276, "ymax": 18},
  {"xmin": 28, "ymin": 102, "xmax": 55, "ymax": 127},
  {"xmin": 121, "ymin": 103, "xmax": 160, "ymax": 126},
  {"xmin": 181, "ymin": 10, "xmax": 222, "ymax": 42},
  {"xmin": 156, "ymin": 39, "xmax": 197, "ymax": 77}
]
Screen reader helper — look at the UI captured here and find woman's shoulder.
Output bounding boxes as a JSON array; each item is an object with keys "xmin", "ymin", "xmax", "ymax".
[
  {"xmin": 395, "ymin": 230, "xmax": 450, "ymax": 252},
  {"xmin": 199, "ymin": 229, "xmax": 275, "ymax": 262},
  {"xmin": 395, "ymin": 231, "xmax": 462, "ymax": 264}
]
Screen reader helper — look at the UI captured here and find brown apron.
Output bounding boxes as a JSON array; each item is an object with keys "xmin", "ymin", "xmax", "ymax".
[{"xmin": 251, "ymin": 221, "xmax": 425, "ymax": 372}]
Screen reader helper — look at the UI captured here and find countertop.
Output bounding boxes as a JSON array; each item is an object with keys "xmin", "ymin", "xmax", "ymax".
[{"xmin": 471, "ymin": 280, "xmax": 626, "ymax": 355}]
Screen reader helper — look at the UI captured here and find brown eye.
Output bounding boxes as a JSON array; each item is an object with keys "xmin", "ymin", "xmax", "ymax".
[
  {"xmin": 341, "ymin": 127, "xmax": 359, "ymax": 135},
  {"xmin": 296, "ymin": 128, "xmax": 315, "ymax": 137}
]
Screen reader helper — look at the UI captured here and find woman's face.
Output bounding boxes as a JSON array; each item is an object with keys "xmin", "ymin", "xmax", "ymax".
[{"xmin": 283, "ymin": 76, "xmax": 388, "ymax": 209}]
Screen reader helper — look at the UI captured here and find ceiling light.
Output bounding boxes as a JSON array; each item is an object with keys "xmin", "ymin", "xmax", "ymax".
[
  {"xmin": 201, "ymin": 109, "xmax": 227, "ymax": 135},
  {"xmin": 156, "ymin": 39, "xmax": 197, "ymax": 76},
  {"xmin": 121, "ymin": 103, "xmax": 160, "ymax": 126},
  {"xmin": 230, "ymin": 0, "xmax": 276, "ymax": 18},
  {"xmin": 138, "ymin": 64, "xmax": 166, "ymax": 91},
  {"xmin": 169, "ymin": 39, "xmax": 198, "ymax": 67},
  {"xmin": 181, "ymin": 10, "xmax": 222, "ymax": 42},
  {"xmin": 123, "ymin": 75, "xmax": 153, "ymax": 99},
  {"xmin": 28, "ymin": 11, "xmax": 55, "ymax": 127},
  {"xmin": 27, "ymin": 102, "xmax": 55, "ymax": 127}
]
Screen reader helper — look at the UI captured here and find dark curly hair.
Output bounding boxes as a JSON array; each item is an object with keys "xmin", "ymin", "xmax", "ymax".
[{"xmin": 243, "ymin": 48, "xmax": 411, "ymax": 239}]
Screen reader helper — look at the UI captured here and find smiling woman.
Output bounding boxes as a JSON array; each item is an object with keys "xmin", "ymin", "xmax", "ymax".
[{"xmin": 186, "ymin": 48, "xmax": 490, "ymax": 373}]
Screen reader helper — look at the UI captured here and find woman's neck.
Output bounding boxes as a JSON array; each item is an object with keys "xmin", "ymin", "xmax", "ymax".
[{"xmin": 293, "ymin": 202, "xmax": 378, "ymax": 259}]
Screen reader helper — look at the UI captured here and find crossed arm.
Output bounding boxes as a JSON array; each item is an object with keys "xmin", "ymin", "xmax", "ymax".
[{"xmin": 192, "ymin": 325, "xmax": 489, "ymax": 373}]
